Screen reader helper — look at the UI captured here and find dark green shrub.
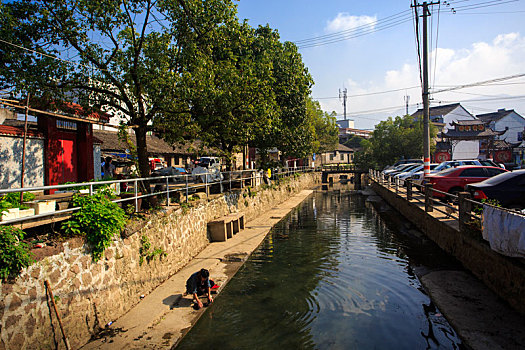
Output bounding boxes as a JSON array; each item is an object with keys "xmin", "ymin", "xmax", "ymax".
[
  {"xmin": 62, "ymin": 189, "xmax": 127, "ymax": 261},
  {"xmin": 0, "ymin": 226, "xmax": 34, "ymax": 281}
]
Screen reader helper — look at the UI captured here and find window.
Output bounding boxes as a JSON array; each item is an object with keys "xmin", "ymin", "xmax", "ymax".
[
  {"xmin": 330, "ymin": 154, "xmax": 335, "ymax": 161},
  {"xmin": 340, "ymin": 154, "xmax": 345, "ymax": 161},
  {"xmin": 459, "ymin": 168, "xmax": 486, "ymax": 177},
  {"xmin": 486, "ymin": 168, "xmax": 506, "ymax": 177},
  {"xmin": 518, "ymin": 132, "xmax": 523, "ymax": 141},
  {"xmin": 56, "ymin": 119, "xmax": 77, "ymax": 130}
]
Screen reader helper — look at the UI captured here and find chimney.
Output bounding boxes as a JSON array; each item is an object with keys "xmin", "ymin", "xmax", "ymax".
[{"xmin": 498, "ymin": 108, "xmax": 506, "ymax": 112}]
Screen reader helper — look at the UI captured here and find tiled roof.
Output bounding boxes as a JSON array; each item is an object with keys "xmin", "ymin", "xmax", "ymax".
[
  {"xmin": 476, "ymin": 109, "xmax": 517, "ymax": 123},
  {"xmin": 441, "ymin": 128, "xmax": 506, "ymax": 139},
  {"xmin": 0, "ymin": 125, "xmax": 43, "ymax": 138},
  {"xmin": 93, "ymin": 129, "xmax": 203, "ymax": 155},
  {"xmin": 411, "ymin": 103, "xmax": 464, "ymax": 118},
  {"xmin": 450, "ymin": 120, "xmax": 485, "ymax": 126},
  {"xmin": 337, "ymin": 143, "xmax": 354, "ymax": 152}
]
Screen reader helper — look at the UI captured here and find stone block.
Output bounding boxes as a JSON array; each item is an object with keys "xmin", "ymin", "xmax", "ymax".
[
  {"xmin": 18, "ymin": 208, "xmax": 35, "ymax": 218},
  {"xmin": 26, "ymin": 200, "xmax": 56, "ymax": 215},
  {"xmin": 1, "ymin": 208, "xmax": 19, "ymax": 221}
]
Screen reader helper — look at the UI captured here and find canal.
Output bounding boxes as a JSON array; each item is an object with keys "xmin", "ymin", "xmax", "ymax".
[{"xmin": 176, "ymin": 190, "xmax": 465, "ymax": 349}]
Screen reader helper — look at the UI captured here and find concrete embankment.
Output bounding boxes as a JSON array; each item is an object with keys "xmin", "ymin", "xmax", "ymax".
[
  {"xmin": 365, "ymin": 183, "xmax": 525, "ymax": 350},
  {"xmin": 0, "ymin": 173, "xmax": 319, "ymax": 349}
]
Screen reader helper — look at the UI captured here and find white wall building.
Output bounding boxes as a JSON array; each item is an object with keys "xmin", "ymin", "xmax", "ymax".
[
  {"xmin": 477, "ymin": 109, "xmax": 525, "ymax": 143},
  {"xmin": 412, "ymin": 103, "xmax": 479, "ymax": 160}
]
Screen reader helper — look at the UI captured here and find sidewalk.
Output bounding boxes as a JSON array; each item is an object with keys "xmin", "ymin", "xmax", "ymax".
[{"xmin": 81, "ymin": 190, "xmax": 314, "ymax": 349}]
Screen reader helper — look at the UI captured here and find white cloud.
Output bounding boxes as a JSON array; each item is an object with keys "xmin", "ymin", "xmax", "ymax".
[
  {"xmin": 325, "ymin": 13, "xmax": 377, "ymax": 33},
  {"xmin": 318, "ymin": 32, "xmax": 525, "ymax": 129}
]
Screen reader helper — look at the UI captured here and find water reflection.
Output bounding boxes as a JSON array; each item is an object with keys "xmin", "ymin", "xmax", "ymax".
[{"xmin": 176, "ymin": 192, "xmax": 463, "ymax": 350}]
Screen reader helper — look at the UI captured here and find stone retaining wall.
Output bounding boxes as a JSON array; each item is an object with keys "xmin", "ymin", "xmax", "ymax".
[
  {"xmin": 0, "ymin": 173, "xmax": 320, "ymax": 349},
  {"xmin": 371, "ymin": 181, "xmax": 525, "ymax": 315}
]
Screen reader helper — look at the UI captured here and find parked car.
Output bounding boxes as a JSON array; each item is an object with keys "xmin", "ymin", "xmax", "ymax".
[
  {"xmin": 383, "ymin": 163, "xmax": 419, "ymax": 176},
  {"xmin": 466, "ymin": 170, "xmax": 525, "ymax": 210},
  {"xmin": 388, "ymin": 163, "xmax": 421, "ymax": 176},
  {"xmin": 151, "ymin": 166, "xmax": 188, "ymax": 182},
  {"xmin": 197, "ymin": 156, "xmax": 221, "ymax": 169},
  {"xmin": 411, "ymin": 159, "xmax": 498, "ymax": 187},
  {"xmin": 425, "ymin": 166, "xmax": 508, "ymax": 199},
  {"xmin": 383, "ymin": 159, "xmax": 423, "ymax": 171},
  {"xmin": 396, "ymin": 164, "xmax": 438, "ymax": 185}
]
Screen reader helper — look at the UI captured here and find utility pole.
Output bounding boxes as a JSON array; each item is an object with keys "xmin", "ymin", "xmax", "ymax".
[
  {"xmin": 412, "ymin": 1, "xmax": 439, "ymax": 176},
  {"xmin": 339, "ymin": 88, "xmax": 347, "ymax": 120},
  {"xmin": 404, "ymin": 94, "xmax": 410, "ymax": 115}
]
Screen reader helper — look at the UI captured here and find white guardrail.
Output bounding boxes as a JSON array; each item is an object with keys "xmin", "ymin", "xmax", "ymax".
[{"xmin": 1, "ymin": 166, "xmax": 317, "ymax": 227}]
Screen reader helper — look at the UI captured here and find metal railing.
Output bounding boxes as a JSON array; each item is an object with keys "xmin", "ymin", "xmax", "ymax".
[
  {"xmin": 0, "ymin": 166, "xmax": 318, "ymax": 227},
  {"xmin": 368, "ymin": 169, "xmax": 486, "ymax": 229}
]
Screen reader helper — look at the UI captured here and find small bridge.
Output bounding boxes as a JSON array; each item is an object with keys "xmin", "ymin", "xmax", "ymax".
[{"xmin": 320, "ymin": 164, "xmax": 367, "ymax": 186}]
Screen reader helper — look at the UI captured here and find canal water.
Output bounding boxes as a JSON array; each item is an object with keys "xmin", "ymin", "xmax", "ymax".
[{"xmin": 176, "ymin": 190, "xmax": 464, "ymax": 349}]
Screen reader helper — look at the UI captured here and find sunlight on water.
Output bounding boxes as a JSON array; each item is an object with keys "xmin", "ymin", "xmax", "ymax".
[{"xmin": 176, "ymin": 192, "xmax": 464, "ymax": 350}]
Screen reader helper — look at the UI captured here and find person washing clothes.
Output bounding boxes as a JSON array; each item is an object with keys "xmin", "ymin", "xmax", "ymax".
[{"xmin": 185, "ymin": 268, "xmax": 217, "ymax": 309}]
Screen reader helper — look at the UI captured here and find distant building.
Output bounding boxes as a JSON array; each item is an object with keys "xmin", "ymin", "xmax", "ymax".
[
  {"xmin": 336, "ymin": 119, "xmax": 354, "ymax": 129},
  {"xmin": 319, "ymin": 143, "xmax": 354, "ymax": 165},
  {"xmin": 411, "ymin": 103, "xmax": 479, "ymax": 159},
  {"xmin": 441, "ymin": 120, "xmax": 507, "ymax": 163},
  {"xmin": 476, "ymin": 108, "xmax": 525, "ymax": 166},
  {"xmin": 476, "ymin": 109, "xmax": 525, "ymax": 144}
]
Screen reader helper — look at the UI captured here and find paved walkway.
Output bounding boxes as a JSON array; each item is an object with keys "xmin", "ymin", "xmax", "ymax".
[{"xmin": 82, "ymin": 190, "xmax": 314, "ymax": 350}]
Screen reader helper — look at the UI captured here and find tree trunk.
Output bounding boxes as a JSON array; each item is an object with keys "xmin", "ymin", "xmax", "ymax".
[{"xmin": 134, "ymin": 125, "xmax": 151, "ymax": 193}]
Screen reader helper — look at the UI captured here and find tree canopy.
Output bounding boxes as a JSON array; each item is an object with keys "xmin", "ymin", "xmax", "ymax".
[
  {"xmin": 0, "ymin": 0, "xmax": 329, "ymax": 177},
  {"xmin": 354, "ymin": 115, "xmax": 437, "ymax": 170}
]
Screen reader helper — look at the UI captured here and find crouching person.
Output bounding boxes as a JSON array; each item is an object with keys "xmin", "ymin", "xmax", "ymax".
[{"xmin": 186, "ymin": 268, "xmax": 215, "ymax": 309}]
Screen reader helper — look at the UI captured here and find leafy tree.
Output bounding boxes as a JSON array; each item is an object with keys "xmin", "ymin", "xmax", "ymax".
[
  {"xmin": 306, "ymin": 99, "xmax": 338, "ymax": 154},
  {"xmin": 0, "ymin": 0, "xmax": 236, "ymax": 181},
  {"xmin": 343, "ymin": 134, "xmax": 365, "ymax": 150},
  {"xmin": 354, "ymin": 115, "xmax": 437, "ymax": 170}
]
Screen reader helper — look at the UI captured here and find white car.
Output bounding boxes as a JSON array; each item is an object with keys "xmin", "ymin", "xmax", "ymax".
[
  {"xmin": 395, "ymin": 164, "xmax": 437, "ymax": 185},
  {"xmin": 382, "ymin": 163, "xmax": 418, "ymax": 176}
]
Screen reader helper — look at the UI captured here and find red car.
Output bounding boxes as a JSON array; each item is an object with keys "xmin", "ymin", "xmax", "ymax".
[{"xmin": 426, "ymin": 166, "xmax": 508, "ymax": 198}]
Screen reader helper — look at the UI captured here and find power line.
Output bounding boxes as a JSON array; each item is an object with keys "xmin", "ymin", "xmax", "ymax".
[
  {"xmin": 432, "ymin": 73, "xmax": 525, "ymax": 93},
  {"xmin": 0, "ymin": 38, "xmax": 106, "ymax": 72},
  {"xmin": 293, "ymin": 10, "xmax": 411, "ymax": 45},
  {"xmin": 296, "ymin": 17, "xmax": 412, "ymax": 49},
  {"xmin": 312, "ymin": 85, "xmax": 421, "ymax": 100},
  {"xmin": 432, "ymin": 1, "xmax": 441, "ymax": 91}
]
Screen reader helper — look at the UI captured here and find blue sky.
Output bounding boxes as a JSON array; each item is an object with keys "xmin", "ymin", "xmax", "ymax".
[{"xmin": 237, "ymin": 0, "xmax": 525, "ymax": 129}]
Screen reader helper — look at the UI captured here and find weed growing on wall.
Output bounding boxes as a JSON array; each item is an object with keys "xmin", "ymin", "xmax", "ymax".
[
  {"xmin": 0, "ymin": 226, "xmax": 34, "ymax": 281},
  {"xmin": 139, "ymin": 235, "xmax": 166, "ymax": 265},
  {"xmin": 62, "ymin": 188, "xmax": 127, "ymax": 261}
]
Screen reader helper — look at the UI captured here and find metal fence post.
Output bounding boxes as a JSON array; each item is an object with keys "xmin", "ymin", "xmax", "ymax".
[
  {"xmin": 219, "ymin": 171, "xmax": 223, "ymax": 193},
  {"xmin": 425, "ymin": 183, "xmax": 433, "ymax": 212},
  {"xmin": 406, "ymin": 179, "xmax": 413, "ymax": 201},
  {"xmin": 185, "ymin": 174, "xmax": 189, "ymax": 203},
  {"xmin": 166, "ymin": 177, "xmax": 170, "ymax": 206},
  {"xmin": 395, "ymin": 177, "xmax": 399, "ymax": 193},
  {"xmin": 205, "ymin": 171, "xmax": 209, "ymax": 198},
  {"xmin": 89, "ymin": 184, "xmax": 93, "ymax": 196},
  {"xmin": 134, "ymin": 179, "xmax": 138, "ymax": 213},
  {"xmin": 459, "ymin": 192, "xmax": 472, "ymax": 232}
]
